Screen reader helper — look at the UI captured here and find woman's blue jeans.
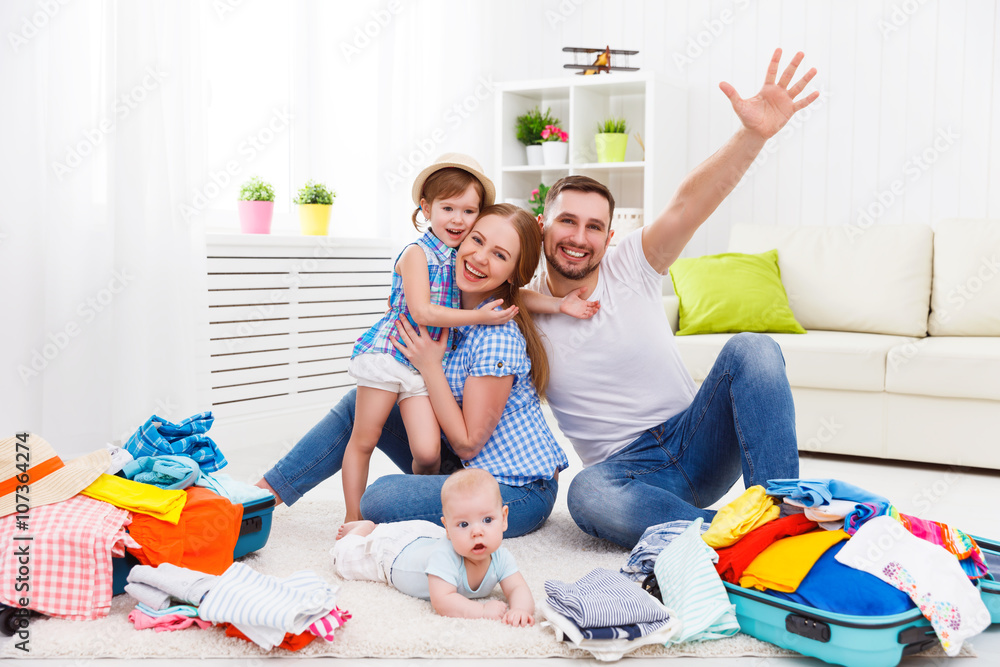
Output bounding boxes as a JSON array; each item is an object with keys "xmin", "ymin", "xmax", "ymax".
[
  {"xmin": 262, "ymin": 389, "xmax": 558, "ymax": 538},
  {"xmin": 566, "ymin": 333, "xmax": 800, "ymax": 548}
]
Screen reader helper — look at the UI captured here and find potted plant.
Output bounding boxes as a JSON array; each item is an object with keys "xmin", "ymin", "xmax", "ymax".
[
  {"xmin": 540, "ymin": 124, "xmax": 569, "ymax": 166},
  {"xmin": 595, "ymin": 116, "xmax": 629, "ymax": 163},
  {"xmin": 293, "ymin": 179, "xmax": 336, "ymax": 235},
  {"xmin": 515, "ymin": 106, "xmax": 559, "ymax": 166},
  {"xmin": 527, "ymin": 183, "xmax": 550, "ymax": 216},
  {"xmin": 237, "ymin": 175, "xmax": 275, "ymax": 234}
]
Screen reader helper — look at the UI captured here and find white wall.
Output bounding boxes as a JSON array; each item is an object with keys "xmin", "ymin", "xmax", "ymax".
[{"xmin": 427, "ymin": 0, "xmax": 1000, "ymax": 256}]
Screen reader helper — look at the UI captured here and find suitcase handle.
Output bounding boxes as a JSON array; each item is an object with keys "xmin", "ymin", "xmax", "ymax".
[
  {"xmin": 240, "ymin": 515, "xmax": 262, "ymax": 537},
  {"xmin": 785, "ymin": 614, "xmax": 831, "ymax": 642}
]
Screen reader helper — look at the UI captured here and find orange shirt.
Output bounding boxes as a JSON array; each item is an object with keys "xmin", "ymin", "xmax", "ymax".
[{"xmin": 126, "ymin": 486, "xmax": 243, "ymax": 575}]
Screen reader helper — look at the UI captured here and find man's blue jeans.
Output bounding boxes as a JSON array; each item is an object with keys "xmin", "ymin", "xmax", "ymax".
[
  {"xmin": 262, "ymin": 388, "xmax": 558, "ymax": 538},
  {"xmin": 566, "ymin": 333, "xmax": 800, "ymax": 548}
]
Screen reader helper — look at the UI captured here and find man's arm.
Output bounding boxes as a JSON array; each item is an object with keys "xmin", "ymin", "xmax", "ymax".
[{"xmin": 642, "ymin": 48, "xmax": 819, "ymax": 274}]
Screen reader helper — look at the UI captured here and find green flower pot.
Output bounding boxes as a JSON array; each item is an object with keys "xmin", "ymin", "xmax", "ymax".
[{"xmin": 595, "ymin": 133, "xmax": 628, "ymax": 163}]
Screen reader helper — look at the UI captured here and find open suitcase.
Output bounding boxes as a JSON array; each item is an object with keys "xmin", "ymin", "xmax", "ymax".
[
  {"xmin": 642, "ymin": 535, "xmax": 1000, "ymax": 667},
  {"xmin": 111, "ymin": 493, "xmax": 277, "ymax": 594}
]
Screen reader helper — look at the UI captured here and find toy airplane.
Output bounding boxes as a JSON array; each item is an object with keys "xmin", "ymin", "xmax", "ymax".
[{"xmin": 563, "ymin": 46, "xmax": 639, "ymax": 75}]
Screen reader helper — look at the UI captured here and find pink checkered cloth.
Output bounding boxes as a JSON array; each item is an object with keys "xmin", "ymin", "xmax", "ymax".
[{"xmin": 0, "ymin": 495, "xmax": 130, "ymax": 620}]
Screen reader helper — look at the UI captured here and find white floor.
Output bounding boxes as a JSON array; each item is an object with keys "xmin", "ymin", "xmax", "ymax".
[{"xmin": 11, "ymin": 405, "xmax": 1000, "ymax": 665}]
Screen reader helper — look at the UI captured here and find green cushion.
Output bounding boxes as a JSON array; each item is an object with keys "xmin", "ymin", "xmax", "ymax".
[{"xmin": 668, "ymin": 249, "xmax": 806, "ymax": 336}]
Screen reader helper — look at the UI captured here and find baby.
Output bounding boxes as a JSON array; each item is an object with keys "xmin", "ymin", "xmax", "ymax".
[{"xmin": 332, "ymin": 468, "xmax": 534, "ymax": 626}]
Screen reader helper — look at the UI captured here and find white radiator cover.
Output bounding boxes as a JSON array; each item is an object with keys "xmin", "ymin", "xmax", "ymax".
[{"xmin": 203, "ymin": 234, "xmax": 395, "ymax": 453}]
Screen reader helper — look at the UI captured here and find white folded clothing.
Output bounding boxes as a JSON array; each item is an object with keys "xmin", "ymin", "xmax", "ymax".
[{"xmin": 127, "ymin": 562, "xmax": 219, "ymax": 606}]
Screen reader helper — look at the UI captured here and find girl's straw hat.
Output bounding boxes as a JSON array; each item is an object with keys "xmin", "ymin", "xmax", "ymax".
[
  {"xmin": 0, "ymin": 434, "xmax": 110, "ymax": 517},
  {"xmin": 411, "ymin": 153, "xmax": 496, "ymax": 208}
]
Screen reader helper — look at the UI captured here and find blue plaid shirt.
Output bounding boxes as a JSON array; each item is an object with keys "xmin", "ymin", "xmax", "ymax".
[
  {"xmin": 123, "ymin": 412, "xmax": 227, "ymax": 473},
  {"xmin": 444, "ymin": 314, "xmax": 569, "ymax": 486},
  {"xmin": 352, "ymin": 231, "xmax": 458, "ymax": 370}
]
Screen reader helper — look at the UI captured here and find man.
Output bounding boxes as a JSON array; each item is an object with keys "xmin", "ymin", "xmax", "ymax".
[{"xmin": 528, "ymin": 48, "xmax": 818, "ymax": 547}]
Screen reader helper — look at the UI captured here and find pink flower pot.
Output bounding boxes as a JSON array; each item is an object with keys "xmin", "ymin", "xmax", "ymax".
[{"xmin": 238, "ymin": 200, "xmax": 274, "ymax": 234}]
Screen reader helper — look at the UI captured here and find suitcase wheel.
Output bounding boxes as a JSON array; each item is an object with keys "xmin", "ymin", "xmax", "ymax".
[{"xmin": 0, "ymin": 605, "xmax": 29, "ymax": 637}]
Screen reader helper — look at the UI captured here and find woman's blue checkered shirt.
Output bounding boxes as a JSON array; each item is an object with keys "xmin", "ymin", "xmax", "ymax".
[{"xmin": 444, "ymin": 316, "xmax": 569, "ymax": 486}]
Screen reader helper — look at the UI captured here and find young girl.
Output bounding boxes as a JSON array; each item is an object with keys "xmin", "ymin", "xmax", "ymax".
[{"xmin": 341, "ymin": 154, "xmax": 516, "ymax": 523}]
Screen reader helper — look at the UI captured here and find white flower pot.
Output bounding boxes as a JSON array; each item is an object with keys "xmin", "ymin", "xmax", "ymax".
[
  {"xmin": 542, "ymin": 141, "xmax": 568, "ymax": 166},
  {"xmin": 526, "ymin": 145, "xmax": 544, "ymax": 166}
]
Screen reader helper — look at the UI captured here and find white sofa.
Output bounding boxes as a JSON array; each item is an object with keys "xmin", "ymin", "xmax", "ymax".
[{"xmin": 663, "ymin": 220, "xmax": 1000, "ymax": 471}]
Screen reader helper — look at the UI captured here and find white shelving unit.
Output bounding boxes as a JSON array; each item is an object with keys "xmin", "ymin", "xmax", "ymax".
[{"xmin": 494, "ymin": 72, "xmax": 687, "ymax": 224}]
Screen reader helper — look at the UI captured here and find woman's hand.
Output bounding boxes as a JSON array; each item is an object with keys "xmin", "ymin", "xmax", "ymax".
[{"xmin": 391, "ymin": 317, "xmax": 449, "ymax": 374}]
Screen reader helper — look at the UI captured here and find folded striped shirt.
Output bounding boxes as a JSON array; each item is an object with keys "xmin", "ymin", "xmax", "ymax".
[
  {"xmin": 544, "ymin": 568, "xmax": 671, "ymax": 629},
  {"xmin": 199, "ymin": 563, "xmax": 339, "ymax": 650}
]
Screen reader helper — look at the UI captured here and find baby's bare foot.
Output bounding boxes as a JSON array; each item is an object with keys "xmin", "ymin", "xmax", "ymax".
[{"xmin": 336, "ymin": 520, "xmax": 376, "ymax": 541}]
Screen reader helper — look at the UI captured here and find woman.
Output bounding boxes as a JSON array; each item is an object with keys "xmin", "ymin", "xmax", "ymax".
[{"xmin": 257, "ymin": 204, "xmax": 568, "ymax": 537}]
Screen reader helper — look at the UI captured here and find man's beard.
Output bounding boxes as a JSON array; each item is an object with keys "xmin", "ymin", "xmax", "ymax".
[{"xmin": 544, "ymin": 246, "xmax": 599, "ymax": 281}]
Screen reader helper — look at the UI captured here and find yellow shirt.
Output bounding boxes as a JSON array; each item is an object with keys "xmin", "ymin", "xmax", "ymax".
[
  {"xmin": 702, "ymin": 485, "xmax": 779, "ymax": 549},
  {"xmin": 739, "ymin": 529, "xmax": 850, "ymax": 592},
  {"xmin": 81, "ymin": 474, "xmax": 187, "ymax": 524}
]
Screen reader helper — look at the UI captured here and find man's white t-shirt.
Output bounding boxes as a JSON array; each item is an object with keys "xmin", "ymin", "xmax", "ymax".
[{"xmin": 530, "ymin": 229, "xmax": 696, "ymax": 467}]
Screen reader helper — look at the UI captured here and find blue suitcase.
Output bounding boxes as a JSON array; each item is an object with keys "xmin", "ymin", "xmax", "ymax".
[
  {"xmin": 724, "ymin": 582, "xmax": 935, "ymax": 667},
  {"xmin": 110, "ymin": 493, "xmax": 276, "ymax": 595},
  {"xmin": 641, "ymin": 534, "xmax": 999, "ymax": 667}
]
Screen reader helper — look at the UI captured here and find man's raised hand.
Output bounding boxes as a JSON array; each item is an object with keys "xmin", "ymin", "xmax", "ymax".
[{"xmin": 719, "ymin": 48, "xmax": 818, "ymax": 140}]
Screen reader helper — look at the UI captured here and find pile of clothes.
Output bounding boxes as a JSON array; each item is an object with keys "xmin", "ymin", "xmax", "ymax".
[
  {"xmin": 538, "ymin": 568, "xmax": 679, "ymax": 660},
  {"xmin": 623, "ymin": 478, "xmax": 993, "ymax": 658},
  {"xmin": 0, "ymin": 416, "xmax": 350, "ymax": 652},
  {"xmin": 125, "ymin": 561, "xmax": 350, "ymax": 650}
]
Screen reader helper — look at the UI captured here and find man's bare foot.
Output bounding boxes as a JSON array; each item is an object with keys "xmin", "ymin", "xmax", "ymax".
[
  {"xmin": 336, "ymin": 520, "xmax": 376, "ymax": 541},
  {"xmin": 255, "ymin": 478, "xmax": 283, "ymax": 506}
]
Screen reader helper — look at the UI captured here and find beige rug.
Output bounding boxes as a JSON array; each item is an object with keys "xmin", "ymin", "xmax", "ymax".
[{"xmin": 0, "ymin": 492, "xmax": 974, "ymax": 660}]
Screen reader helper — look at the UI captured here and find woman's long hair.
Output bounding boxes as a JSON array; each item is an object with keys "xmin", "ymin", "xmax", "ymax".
[{"xmin": 476, "ymin": 203, "xmax": 549, "ymax": 399}]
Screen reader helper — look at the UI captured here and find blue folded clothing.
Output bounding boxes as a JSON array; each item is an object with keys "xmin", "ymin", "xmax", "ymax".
[
  {"xmin": 621, "ymin": 520, "xmax": 708, "ymax": 582},
  {"xmin": 768, "ymin": 542, "xmax": 915, "ymax": 616},
  {"xmin": 765, "ymin": 478, "xmax": 889, "ymax": 508},
  {"xmin": 136, "ymin": 602, "xmax": 200, "ymax": 618},
  {"xmin": 196, "ymin": 472, "xmax": 273, "ymax": 505},
  {"xmin": 122, "ymin": 455, "xmax": 201, "ymax": 490}
]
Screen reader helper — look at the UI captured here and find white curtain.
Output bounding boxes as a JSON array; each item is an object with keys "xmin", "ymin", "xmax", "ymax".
[
  {"xmin": 0, "ymin": 0, "xmax": 505, "ymax": 458},
  {"xmin": 379, "ymin": 0, "xmax": 498, "ymax": 241},
  {"xmin": 1, "ymin": 0, "xmax": 209, "ymax": 458}
]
